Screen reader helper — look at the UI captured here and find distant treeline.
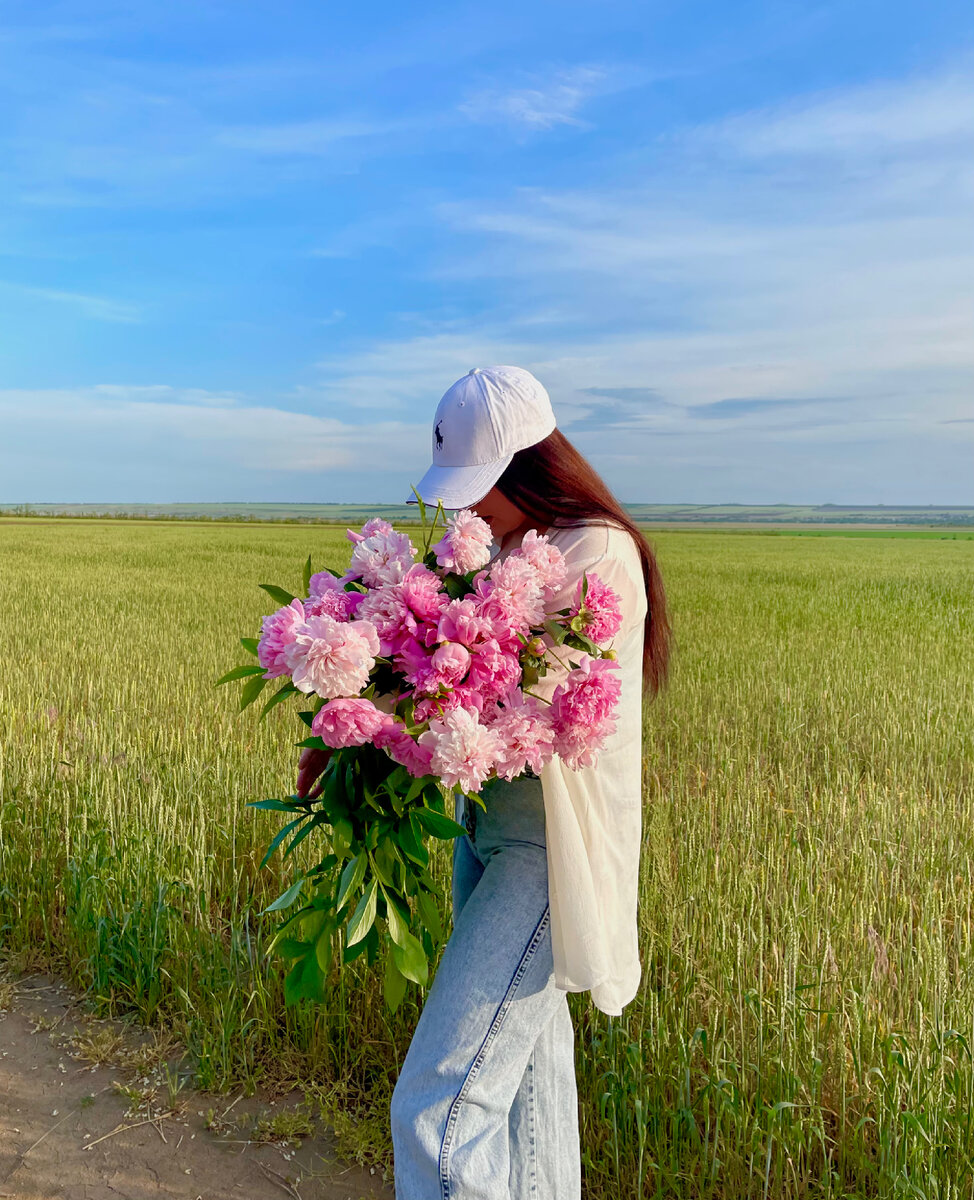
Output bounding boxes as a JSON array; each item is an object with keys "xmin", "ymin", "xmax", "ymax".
[{"xmin": 2, "ymin": 502, "xmax": 973, "ymax": 527}]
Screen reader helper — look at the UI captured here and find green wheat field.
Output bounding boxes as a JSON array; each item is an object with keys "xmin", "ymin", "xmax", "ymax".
[{"xmin": 1, "ymin": 517, "xmax": 972, "ymax": 1198}]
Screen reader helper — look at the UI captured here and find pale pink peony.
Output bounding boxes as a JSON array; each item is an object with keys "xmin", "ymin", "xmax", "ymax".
[
  {"xmin": 488, "ymin": 690, "xmax": 556, "ymax": 780},
  {"xmin": 373, "ymin": 718, "xmax": 434, "ymax": 778},
  {"xmin": 306, "ymin": 572, "xmax": 363, "ymax": 621},
  {"xmin": 480, "ymin": 556, "xmax": 546, "ymax": 634},
  {"xmin": 432, "ymin": 509, "xmax": 493, "ymax": 575},
  {"xmin": 428, "ymin": 642, "xmax": 471, "ymax": 690},
  {"xmin": 312, "ymin": 697, "xmax": 387, "ymax": 748},
  {"xmin": 400, "ymin": 563, "xmax": 449, "ymax": 623},
  {"xmin": 571, "ymin": 573, "xmax": 623, "ymax": 645},
  {"xmin": 412, "ymin": 684, "xmax": 485, "ymax": 723},
  {"xmin": 418, "ymin": 707, "xmax": 502, "ymax": 794},
  {"xmin": 513, "ymin": 530, "xmax": 567, "ymax": 597},
  {"xmin": 355, "ymin": 585, "xmax": 415, "ymax": 656},
  {"xmin": 257, "ymin": 598, "xmax": 306, "ymax": 679},
  {"xmin": 347, "ymin": 522, "xmax": 416, "ymax": 588},
  {"xmin": 346, "ymin": 517, "xmax": 394, "ymax": 545},
  {"xmin": 395, "ymin": 635, "xmax": 435, "ymax": 692},
  {"xmin": 283, "ymin": 614, "xmax": 380, "ymax": 698},
  {"xmin": 438, "ymin": 597, "xmax": 496, "ymax": 649},
  {"xmin": 466, "ymin": 638, "xmax": 522, "ymax": 703},
  {"xmin": 550, "ymin": 655, "xmax": 621, "ymax": 769}
]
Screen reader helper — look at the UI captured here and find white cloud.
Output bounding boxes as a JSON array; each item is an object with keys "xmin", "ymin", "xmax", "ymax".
[
  {"xmin": 0, "ymin": 387, "xmax": 426, "ymax": 473},
  {"xmin": 0, "ymin": 283, "xmax": 140, "ymax": 323},
  {"xmin": 459, "ymin": 66, "xmax": 607, "ymax": 130},
  {"xmin": 683, "ymin": 66, "xmax": 974, "ymax": 157},
  {"xmin": 216, "ymin": 117, "xmax": 403, "ymax": 155}
]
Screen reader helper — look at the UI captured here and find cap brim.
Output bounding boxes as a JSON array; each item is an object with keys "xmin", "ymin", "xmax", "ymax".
[{"xmin": 405, "ymin": 454, "xmax": 514, "ymax": 509}]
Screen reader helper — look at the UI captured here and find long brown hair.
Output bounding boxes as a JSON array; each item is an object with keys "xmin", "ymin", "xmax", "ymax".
[{"xmin": 496, "ymin": 429, "xmax": 671, "ymax": 697}]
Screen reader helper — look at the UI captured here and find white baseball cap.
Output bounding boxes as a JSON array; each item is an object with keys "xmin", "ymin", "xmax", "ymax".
[{"xmin": 407, "ymin": 365, "xmax": 556, "ymax": 509}]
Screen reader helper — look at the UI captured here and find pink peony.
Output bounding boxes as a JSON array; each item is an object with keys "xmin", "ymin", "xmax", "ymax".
[
  {"xmin": 428, "ymin": 642, "xmax": 472, "ymax": 690},
  {"xmin": 395, "ymin": 635, "xmax": 436, "ymax": 692},
  {"xmin": 418, "ymin": 707, "xmax": 502, "ymax": 794},
  {"xmin": 347, "ymin": 522, "xmax": 416, "ymax": 587},
  {"xmin": 466, "ymin": 638, "xmax": 522, "ymax": 703},
  {"xmin": 373, "ymin": 718, "xmax": 434, "ymax": 778},
  {"xmin": 257, "ymin": 598, "xmax": 306, "ymax": 679},
  {"xmin": 488, "ymin": 690, "xmax": 556, "ymax": 780},
  {"xmin": 306, "ymin": 572, "xmax": 363, "ymax": 621},
  {"xmin": 312, "ymin": 697, "xmax": 387, "ymax": 748},
  {"xmin": 438, "ymin": 597, "xmax": 496, "ymax": 649},
  {"xmin": 513, "ymin": 530, "xmax": 567, "ymax": 596},
  {"xmin": 283, "ymin": 614, "xmax": 380, "ymax": 698},
  {"xmin": 346, "ymin": 517, "xmax": 394, "ymax": 545},
  {"xmin": 432, "ymin": 509, "xmax": 493, "ymax": 575},
  {"xmin": 571, "ymin": 573, "xmax": 623, "ymax": 645},
  {"xmin": 355, "ymin": 585, "xmax": 415, "ymax": 656},
  {"xmin": 413, "ymin": 684, "xmax": 484, "ymax": 723},
  {"xmin": 480, "ymin": 556, "xmax": 546, "ymax": 634},
  {"xmin": 400, "ymin": 563, "xmax": 449, "ymax": 623},
  {"xmin": 550, "ymin": 655, "xmax": 621, "ymax": 769}
]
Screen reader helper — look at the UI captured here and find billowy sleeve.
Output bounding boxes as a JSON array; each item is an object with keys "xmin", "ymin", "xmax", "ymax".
[{"xmin": 539, "ymin": 522, "xmax": 647, "ymax": 1015}]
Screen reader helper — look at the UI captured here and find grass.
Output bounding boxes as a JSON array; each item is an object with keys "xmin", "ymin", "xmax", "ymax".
[{"xmin": 1, "ymin": 519, "xmax": 973, "ymax": 1197}]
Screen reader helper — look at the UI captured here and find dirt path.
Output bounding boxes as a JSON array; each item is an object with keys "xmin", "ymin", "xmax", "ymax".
[{"xmin": 0, "ymin": 975, "xmax": 394, "ymax": 1200}]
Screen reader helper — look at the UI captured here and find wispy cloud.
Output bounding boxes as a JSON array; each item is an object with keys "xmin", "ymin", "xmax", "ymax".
[
  {"xmin": 0, "ymin": 283, "xmax": 140, "ymax": 323},
  {"xmin": 216, "ymin": 117, "xmax": 404, "ymax": 155},
  {"xmin": 459, "ymin": 66, "xmax": 608, "ymax": 130},
  {"xmin": 0, "ymin": 387, "xmax": 426, "ymax": 473}
]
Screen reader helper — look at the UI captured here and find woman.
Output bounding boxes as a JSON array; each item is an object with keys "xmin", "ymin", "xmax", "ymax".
[{"xmin": 297, "ymin": 366, "xmax": 670, "ymax": 1199}]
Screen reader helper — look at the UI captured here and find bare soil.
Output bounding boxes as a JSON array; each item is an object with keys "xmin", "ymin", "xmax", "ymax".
[{"xmin": 0, "ymin": 975, "xmax": 394, "ymax": 1200}]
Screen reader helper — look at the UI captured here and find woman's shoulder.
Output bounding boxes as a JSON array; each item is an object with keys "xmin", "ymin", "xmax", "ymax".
[{"xmin": 547, "ymin": 519, "xmax": 640, "ymax": 565}]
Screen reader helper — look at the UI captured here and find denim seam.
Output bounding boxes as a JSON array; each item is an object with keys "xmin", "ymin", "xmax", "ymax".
[{"xmin": 438, "ymin": 904, "xmax": 551, "ymax": 1200}]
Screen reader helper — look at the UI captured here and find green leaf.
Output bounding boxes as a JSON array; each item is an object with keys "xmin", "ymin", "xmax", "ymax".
[
  {"xmin": 380, "ymin": 884, "xmax": 410, "ymax": 946},
  {"xmin": 259, "ymin": 583, "xmax": 297, "ymax": 606},
  {"xmin": 248, "ymin": 797, "xmax": 307, "ymax": 813},
  {"xmin": 581, "ymin": 572, "xmax": 590, "ymax": 601},
  {"xmin": 302, "ymin": 554, "xmax": 313, "ymax": 594},
  {"xmin": 383, "ymin": 947, "xmax": 408, "ymax": 1012},
  {"xmin": 566, "ymin": 632, "xmax": 600, "ymax": 657},
  {"xmin": 240, "ymin": 636, "xmax": 260, "ymax": 657},
  {"xmin": 296, "ymin": 946, "xmax": 327, "ymax": 1003},
  {"xmin": 443, "ymin": 572, "xmax": 473, "ymax": 600},
  {"xmin": 215, "ymin": 663, "xmax": 266, "ymax": 686},
  {"xmin": 283, "ymin": 814, "xmax": 322, "ymax": 859},
  {"xmin": 240, "ymin": 674, "xmax": 268, "ymax": 712},
  {"xmin": 262, "ymin": 876, "xmax": 305, "ymax": 915},
  {"xmin": 413, "ymin": 807, "xmax": 467, "ymax": 840},
  {"xmin": 296, "ymin": 735, "xmax": 327, "ymax": 750},
  {"xmin": 543, "ymin": 618, "xmax": 568, "ymax": 645},
  {"xmin": 283, "ymin": 956, "xmax": 308, "ymax": 1006},
  {"xmin": 335, "ymin": 852, "xmax": 367, "ymax": 913},
  {"xmin": 400, "ymin": 814, "xmax": 429, "ymax": 867},
  {"xmin": 297, "ymin": 710, "xmax": 316, "ymax": 729},
  {"xmin": 259, "ymin": 816, "xmax": 304, "ymax": 869},
  {"xmin": 415, "ymin": 888, "xmax": 443, "ymax": 942},
  {"xmin": 275, "ymin": 937, "xmax": 312, "ymax": 959},
  {"xmin": 346, "ymin": 878, "xmax": 378, "ymax": 945},
  {"xmin": 259, "ymin": 680, "xmax": 298, "ymax": 720},
  {"xmin": 391, "ymin": 928, "xmax": 428, "ymax": 985},
  {"xmin": 343, "ymin": 935, "xmax": 369, "ymax": 964},
  {"xmin": 314, "ymin": 923, "xmax": 334, "ymax": 974},
  {"xmin": 330, "ymin": 816, "xmax": 353, "ymax": 858}
]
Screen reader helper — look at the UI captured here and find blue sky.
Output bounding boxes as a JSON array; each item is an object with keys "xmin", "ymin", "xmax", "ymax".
[{"xmin": 1, "ymin": 0, "xmax": 972, "ymax": 505}]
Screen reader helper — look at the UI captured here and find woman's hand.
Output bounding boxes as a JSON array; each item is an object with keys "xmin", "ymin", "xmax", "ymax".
[{"xmin": 296, "ymin": 746, "xmax": 332, "ymax": 800}]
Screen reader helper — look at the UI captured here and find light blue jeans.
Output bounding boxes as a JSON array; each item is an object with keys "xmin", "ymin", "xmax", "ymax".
[{"xmin": 390, "ymin": 774, "xmax": 582, "ymax": 1199}]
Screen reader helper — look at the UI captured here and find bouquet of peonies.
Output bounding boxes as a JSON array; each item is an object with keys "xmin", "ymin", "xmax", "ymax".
[{"xmin": 219, "ymin": 497, "xmax": 623, "ymax": 1010}]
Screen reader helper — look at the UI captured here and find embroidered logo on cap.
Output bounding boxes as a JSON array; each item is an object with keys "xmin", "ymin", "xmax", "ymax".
[{"xmin": 434, "ymin": 421, "xmax": 444, "ymax": 451}]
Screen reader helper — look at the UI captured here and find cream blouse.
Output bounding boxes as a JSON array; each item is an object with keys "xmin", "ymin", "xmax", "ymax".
[{"xmin": 495, "ymin": 520, "xmax": 647, "ymax": 1016}]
